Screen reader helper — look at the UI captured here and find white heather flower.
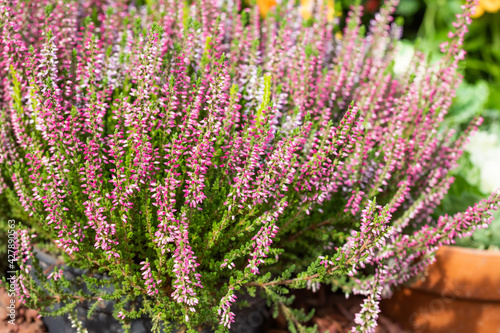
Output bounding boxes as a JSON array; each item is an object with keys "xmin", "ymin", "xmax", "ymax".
[
  {"xmin": 393, "ymin": 41, "xmax": 414, "ymax": 76},
  {"xmin": 466, "ymin": 131, "xmax": 500, "ymax": 193},
  {"xmin": 68, "ymin": 313, "xmax": 88, "ymax": 333},
  {"xmin": 306, "ymin": 280, "xmax": 320, "ymax": 293}
]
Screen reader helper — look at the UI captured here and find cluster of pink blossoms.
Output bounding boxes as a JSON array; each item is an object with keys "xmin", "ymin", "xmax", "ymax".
[
  {"xmin": 140, "ymin": 261, "xmax": 161, "ymax": 296},
  {"xmin": 12, "ymin": 229, "xmax": 36, "ymax": 305}
]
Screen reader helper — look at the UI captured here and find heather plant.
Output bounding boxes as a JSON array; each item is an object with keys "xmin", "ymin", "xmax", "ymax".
[{"xmin": 0, "ymin": 0, "xmax": 499, "ymax": 332}]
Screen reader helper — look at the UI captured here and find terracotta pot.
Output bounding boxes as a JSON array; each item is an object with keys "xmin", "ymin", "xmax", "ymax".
[{"xmin": 381, "ymin": 245, "xmax": 500, "ymax": 333}]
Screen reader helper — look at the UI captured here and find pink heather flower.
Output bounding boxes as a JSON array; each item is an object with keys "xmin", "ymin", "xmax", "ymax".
[
  {"xmin": 218, "ymin": 287, "xmax": 237, "ymax": 329},
  {"xmin": 340, "ymin": 200, "xmax": 394, "ymax": 275},
  {"xmin": 170, "ymin": 212, "xmax": 203, "ymax": 311},
  {"xmin": 47, "ymin": 268, "xmax": 63, "ymax": 281},
  {"xmin": 247, "ymin": 199, "xmax": 288, "ymax": 275},
  {"xmin": 220, "ymin": 259, "xmax": 236, "ymax": 270},
  {"xmin": 139, "ymin": 260, "xmax": 161, "ymax": 296},
  {"xmin": 351, "ymin": 267, "xmax": 386, "ymax": 333}
]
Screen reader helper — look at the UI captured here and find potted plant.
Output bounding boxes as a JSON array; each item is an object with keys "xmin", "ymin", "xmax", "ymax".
[{"xmin": 0, "ymin": 0, "xmax": 498, "ymax": 332}]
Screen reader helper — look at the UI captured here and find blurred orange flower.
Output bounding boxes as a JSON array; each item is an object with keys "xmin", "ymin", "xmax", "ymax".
[
  {"xmin": 300, "ymin": 0, "xmax": 335, "ymax": 22},
  {"xmin": 255, "ymin": 0, "xmax": 337, "ymax": 21},
  {"xmin": 256, "ymin": 0, "xmax": 277, "ymax": 17},
  {"xmin": 472, "ymin": 0, "xmax": 500, "ymax": 18}
]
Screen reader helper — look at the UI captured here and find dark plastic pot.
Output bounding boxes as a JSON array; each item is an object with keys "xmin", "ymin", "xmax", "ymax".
[
  {"xmin": 31, "ymin": 248, "xmax": 267, "ymax": 333},
  {"xmin": 32, "ymin": 248, "xmax": 152, "ymax": 333}
]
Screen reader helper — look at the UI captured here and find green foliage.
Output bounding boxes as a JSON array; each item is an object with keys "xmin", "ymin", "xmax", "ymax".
[{"xmin": 395, "ymin": 0, "xmax": 500, "ymax": 250}]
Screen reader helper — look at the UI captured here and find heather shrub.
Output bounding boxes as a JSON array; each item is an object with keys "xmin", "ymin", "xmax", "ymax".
[{"xmin": 0, "ymin": 0, "xmax": 499, "ymax": 332}]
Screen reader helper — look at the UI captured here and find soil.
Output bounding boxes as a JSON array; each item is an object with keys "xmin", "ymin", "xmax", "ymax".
[{"xmin": 0, "ymin": 288, "xmax": 47, "ymax": 333}]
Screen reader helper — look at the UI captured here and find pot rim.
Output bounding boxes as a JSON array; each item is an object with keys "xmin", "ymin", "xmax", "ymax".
[
  {"xmin": 440, "ymin": 245, "xmax": 500, "ymax": 257},
  {"xmin": 409, "ymin": 245, "xmax": 500, "ymax": 302}
]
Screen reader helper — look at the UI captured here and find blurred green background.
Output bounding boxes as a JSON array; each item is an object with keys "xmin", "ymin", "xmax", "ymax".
[{"xmin": 354, "ymin": 0, "xmax": 500, "ymax": 249}]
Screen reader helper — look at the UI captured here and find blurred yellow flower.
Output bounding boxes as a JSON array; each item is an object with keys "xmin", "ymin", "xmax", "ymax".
[
  {"xmin": 471, "ymin": 4, "xmax": 485, "ymax": 17},
  {"xmin": 300, "ymin": 0, "xmax": 336, "ymax": 22},
  {"xmin": 472, "ymin": 0, "xmax": 500, "ymax": 18},
  {"xmin": 254, "ymin": 0, "xmax": 337, "ymax": 21},
  {"xmin": 256, "ymin": 0, "xmax": 277, "ymax": 17},
  {"xmin": 481, "ymin": 0, "xmax": 500, "ymax": 12}
]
